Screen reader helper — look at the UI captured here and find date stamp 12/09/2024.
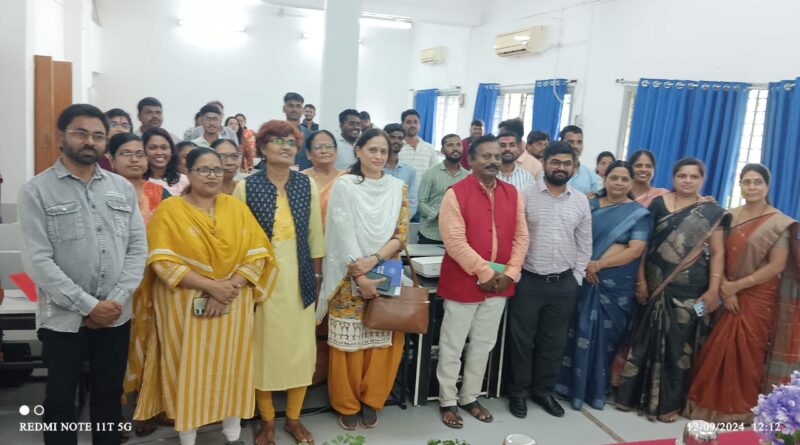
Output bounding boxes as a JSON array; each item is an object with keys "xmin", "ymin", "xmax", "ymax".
[{"xmin": 688, "ymin": 421, "xmax": 785, "ymax": 433}]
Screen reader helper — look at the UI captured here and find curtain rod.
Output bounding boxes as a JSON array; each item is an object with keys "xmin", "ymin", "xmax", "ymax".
[
  {"xmin": 409, "ymin": 79, "xmax": 578, "ymax": 93},
  {"xmin": 615, "ymin": 78, "xmax": 794, "ymax": 90}
]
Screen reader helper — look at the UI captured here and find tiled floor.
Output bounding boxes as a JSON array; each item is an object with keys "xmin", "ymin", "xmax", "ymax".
[{"xmin": 0, "ymin": 381, "xmax": 690, "ymax": 444}]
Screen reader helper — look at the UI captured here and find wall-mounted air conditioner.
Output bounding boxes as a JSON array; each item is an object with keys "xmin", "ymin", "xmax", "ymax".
[
  {"xmin": 420, "ymin": 47, "xmax": 444, "ymax": 64},
  {"xmin": 494, "ymin": 26, "xmax": 546, "ymax": 57}
]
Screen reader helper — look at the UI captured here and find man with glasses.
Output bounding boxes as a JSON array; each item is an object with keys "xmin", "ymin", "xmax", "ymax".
[
  {"xmin": 18, "ymin": 104, "xmax": 147, "ymax": 445},
  {"xmin": 191, "ymin": 104, "xmax": 225, "ymax": 148},
  {"xmin": 184, "ymin": 100, "xmax": 239, "ymax": 145},
  {"xmin": 383, "ymin": 123, "xmax": 418, "ymax": 216},
  {"xmin": 283, "ymin": 92, "xmax": 313, "ymax": 170},
  {"xmin": 507, "ymin": 141, "xmax": 591, "ymax": 419},
  {"xmin": 134, "ymin": 97, "xmax": 182, "ymax": 143}
]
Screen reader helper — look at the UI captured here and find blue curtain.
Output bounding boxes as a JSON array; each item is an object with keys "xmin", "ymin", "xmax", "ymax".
[
  {"xmin": 414, "ymin": 89, "xmax": 438, "ymax": 143},
  {"xmin": 627, "ymin": 78, "xmax": 750, "ymax": 202},
  {"xmin": 473, "ymin": 83, "xmax": 500, "ymax": 131},
  {"xmin": 763, "ymin": 78, "xmax": 800, "ymax": 219},
  {"xmin": 532, "ymin": 79, "xmax": 567, "ymax": 139}
]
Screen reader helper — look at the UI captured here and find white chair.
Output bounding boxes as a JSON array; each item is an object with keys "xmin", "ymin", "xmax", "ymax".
[
  {"xmin": 0, "ymin": 250, "xmax": 24, "ymax": 289},
  {"xmin": 0, "ymin": 222, "xmax": 22, "ymax": 250}
]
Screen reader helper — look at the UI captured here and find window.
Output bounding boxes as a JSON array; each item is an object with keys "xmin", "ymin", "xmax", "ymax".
[
  {"xmin": 727, "ymin": 88, "xmax": 768, "ymax": 207},
  {"xmin": 492, "ymin": 85, "xmax": 574, "ymax": 135},
  {"xmin": 617, "ymin": 85, "xmax": 768, "ymax": 208},
  {"xmin": 432, "ymin": 92, "xmax": 461, "ymax": 148}
]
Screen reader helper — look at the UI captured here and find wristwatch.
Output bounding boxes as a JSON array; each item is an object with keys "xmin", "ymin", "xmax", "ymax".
[{"xmin": 370, "ymin": 253, "xmax": 385, "ymax": 265}]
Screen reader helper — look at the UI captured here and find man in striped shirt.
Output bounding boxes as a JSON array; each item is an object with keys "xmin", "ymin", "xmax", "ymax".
[
  {"xmin": 417, "ymin": 133, "xmax": 469, "ymax": 244},
  {"xmin": 399, "ymin": 109, "xmax": 440, "ymax": 221},
  {"xmin": 497, "ymin": 130, "xmax": 535, "ymax": 192},
  {"xmin": 507, "ymin": 141, "xmax": 592, "ymax": 419}
]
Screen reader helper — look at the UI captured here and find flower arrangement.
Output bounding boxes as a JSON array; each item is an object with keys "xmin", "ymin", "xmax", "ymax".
[{"xmin": 753, "ymin": 370, "xmax": 800, "ymax": 444}]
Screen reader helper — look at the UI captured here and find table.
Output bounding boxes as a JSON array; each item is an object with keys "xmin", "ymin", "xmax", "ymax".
[{"xmin": 0, "ymin": 289, "xmax": 37, "ymax": 329}]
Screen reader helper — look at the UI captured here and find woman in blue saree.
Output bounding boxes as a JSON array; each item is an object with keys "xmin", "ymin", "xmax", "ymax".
[{"xmin": 556, "ymin": 161, "xmax": 652, "ymax": 410}]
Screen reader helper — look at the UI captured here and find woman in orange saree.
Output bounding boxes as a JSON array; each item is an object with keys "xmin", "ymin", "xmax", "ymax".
[{"xmin": 685, "ymin": 164, "xmax": 796, "ymax": 422}]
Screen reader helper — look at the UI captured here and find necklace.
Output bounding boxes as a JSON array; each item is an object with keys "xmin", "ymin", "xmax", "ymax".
[
  {"xmin": 672, "ymin": 193, "xmax": 699, "ymax": 212},
  {"xmin": 733, "ymin": 201, "xmax": 769, "ymax": 226}
]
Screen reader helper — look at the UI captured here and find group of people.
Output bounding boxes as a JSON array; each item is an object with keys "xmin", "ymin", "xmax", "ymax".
[{"xmin": 16, "ymin": 93, "xmax": 799, "ymax": 445}]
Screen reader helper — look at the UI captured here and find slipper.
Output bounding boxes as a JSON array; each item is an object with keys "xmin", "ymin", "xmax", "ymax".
[
  {"xmin": 458, "ymin": 400, "xmax": 493, "ymax": 423},
  {"xmin": 657, "ymin": 413, "xmax": 679, "ymax": 423},
  {"xmin": 439, "ymin": 406, "xmax": 463, "ymax": 429}
]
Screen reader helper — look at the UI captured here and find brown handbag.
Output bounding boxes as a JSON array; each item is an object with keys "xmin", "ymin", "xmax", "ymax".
[{"xmin": 362, "ymin": 243, "xmax": 430, "ymax": 334}]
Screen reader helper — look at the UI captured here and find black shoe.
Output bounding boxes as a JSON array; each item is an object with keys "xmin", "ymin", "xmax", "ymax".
[
  {"xmin": 509, "ymin": 397, "xmax": 528, "ymax": 418},
  {"xmin": 531, "ymin": 393, "xmax": 565, "ymax": 417}
]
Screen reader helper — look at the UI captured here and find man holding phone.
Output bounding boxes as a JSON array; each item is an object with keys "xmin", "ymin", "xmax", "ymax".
[{"xmin": 434, "ymin": 134, "xmax": 529, "ymax": 428}]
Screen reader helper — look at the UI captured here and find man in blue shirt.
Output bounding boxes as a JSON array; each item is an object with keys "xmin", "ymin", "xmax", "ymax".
[
  {"xmin": 383, "ymin": 123, "xmax": 418, "ymax": 216},
  {"xmin": 559, "ymin": 125, "xmax": 601, "ymax": 194}
]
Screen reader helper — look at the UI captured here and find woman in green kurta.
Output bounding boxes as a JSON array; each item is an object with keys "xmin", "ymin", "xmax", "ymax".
[{"xmin": 233, "ymin": 120, "xmax": 324, "ymax": 445}]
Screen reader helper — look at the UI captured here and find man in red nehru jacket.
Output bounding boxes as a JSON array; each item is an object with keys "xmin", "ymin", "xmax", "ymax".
[{"xmin": 435, "ymin": 134, "xmax": 529, "ymax": 428}]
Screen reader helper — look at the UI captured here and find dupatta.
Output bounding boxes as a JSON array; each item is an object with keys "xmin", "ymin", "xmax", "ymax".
[
  {"xmin": 124, "ymin": 194, "xmax": 278, "ymax": 394},
  {"xmin": 316, "ymin": 174, "xmax": 403, "ymax": 322}
]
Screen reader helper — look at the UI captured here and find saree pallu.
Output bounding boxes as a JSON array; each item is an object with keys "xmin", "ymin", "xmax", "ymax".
[
  {"xmin": 764, "ymin": 223, "xmax": 800, "ymax": 388},
  {"xmin": 686, "ymin": 212, "xmax": 795, "ymax": 422},
  {"xmin": 615, "ymin": 201, "xmax": 727, "ymax": 417},
  {"xmin": 556, "ymin": 202, "xmax": 651, "ymax": 409}
]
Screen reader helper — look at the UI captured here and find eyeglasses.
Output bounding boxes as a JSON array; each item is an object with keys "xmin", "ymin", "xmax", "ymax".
[
  {"xmin": 310, "ymin": 143, "xmax": 336, "ymax": 151},
  {"xmin": 202, "ymin": 116, "xmax": 221, "ymax": 123},
  {"xmin": 191, "ymin": 166, "xmax": 224, "ymax": 176},
  {"xmin": 110, "ymin": 121, "xmax": 131, "ymax": 130},
  {"xmin": 547, "ymin": 159, "xmax": 574, "ymax": 169},
  {"xmin": 116, "ymin": 151, "xmax": 147, "ymax": 159},
  {"xmin": 219, "ymin": 152, "xmax": 242, "ymax": 160},
  {"xmin": 269, "ymin": 137, "xmax": 297, "ymax": 147},
  {"xmin": 65, "ymin": 129, "xmax": 107, "ymax": 143}
]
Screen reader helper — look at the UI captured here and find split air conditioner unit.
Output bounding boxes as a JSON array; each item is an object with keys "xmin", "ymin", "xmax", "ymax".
[
  {"xmin": 420, "ymin": 47, "xmax": 444, "ymax": 64},
  {"xmin": 494, "ymin": 26, "xmax": 546, "ymax": 57}
]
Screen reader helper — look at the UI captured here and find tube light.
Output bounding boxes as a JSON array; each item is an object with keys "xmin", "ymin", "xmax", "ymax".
[{"xmin": 359, "ymin": 17, "xmax": 412, "ymax": 30}]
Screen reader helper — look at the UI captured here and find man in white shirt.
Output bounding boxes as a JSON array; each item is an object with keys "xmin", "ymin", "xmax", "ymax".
[
  {"xmin": 191, "ymin": 104, "xmax": 224, "ymax": 148},
  {"xmin": 183, "ymin": 100, "xmax": 239, "ymax": 146},
  {"xmin": 334, "ymin": 109, "xmax": 361, "ymax": 170},
  {"xmin": 399, "ymin": 109, "xmax": 440, "ymax": 220},
  {"xmin": 497, "ymin": 130, "xmax": 535, "ymax": 192}
]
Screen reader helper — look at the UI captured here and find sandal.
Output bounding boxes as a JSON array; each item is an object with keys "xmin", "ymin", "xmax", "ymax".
[
  {"xmin": 134, "ymin": 417, "xmax": 158, "ymax": 437},
  {"xmin": 657, "ymin": 412, "xmax": 679, "ymax": 423},
  {"xmin": 283, "ymin": 420, "xmax": 314, "ymax": 444},
  {"xmin": 254, "ymin": 420, "xmax": 276, "ymax": 445},
  {"xmin": 458, "ymin": 400, "xmax": 493, "ymax": 423},
  {"xmin": 439, "ymin": 406, "xmax": 463, "ymax": 429}
]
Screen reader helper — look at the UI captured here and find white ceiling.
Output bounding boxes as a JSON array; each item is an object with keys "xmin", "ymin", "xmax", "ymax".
[{"xmin": 260, "ymin": 0, "xmax": 487, "ymax": 27}]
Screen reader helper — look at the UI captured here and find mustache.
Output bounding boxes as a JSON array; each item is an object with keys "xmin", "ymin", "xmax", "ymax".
[{"xmin": 484, "ymin": 163, "xmax": 498, "ymax": 170}]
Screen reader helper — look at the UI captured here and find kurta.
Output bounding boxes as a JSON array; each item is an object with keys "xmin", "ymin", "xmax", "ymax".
[
  {"xmin": 233, "ymin": 181, "xmax": 325, "ymax": 390},
  {"xmin": 127, "ymin": 195, "xmax": 278, "ymax": 432}
]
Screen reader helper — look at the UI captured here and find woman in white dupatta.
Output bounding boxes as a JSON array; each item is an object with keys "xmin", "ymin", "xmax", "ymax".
[{"xmin": 316, "ymin": 128, "xmax": 410, "ymax": 431}]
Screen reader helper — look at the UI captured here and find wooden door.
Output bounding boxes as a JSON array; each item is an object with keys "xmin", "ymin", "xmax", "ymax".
[{"xmin": 34, "ymin": 55, "xmax": 73, "ymax": 174}]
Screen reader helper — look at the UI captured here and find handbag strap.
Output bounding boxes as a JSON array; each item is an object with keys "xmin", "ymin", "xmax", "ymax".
[{"xmin": 399, "ymin": 240, "xmax": 422, "ymax": 288}]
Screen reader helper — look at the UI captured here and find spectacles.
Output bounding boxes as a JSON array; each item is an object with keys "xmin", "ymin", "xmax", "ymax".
[
  {"xmin": 110, "ymin": 121, "xmax": 131, "ymax": 130},
  {"xmin": 116, "ymin": 151, "xmax": 147, "ymax": 159},
  {"xmin": 547, "ymin": 159, "xmax": 574, "ymax": 169},
  {"xmin": 65, "ymin": 129, "xmax": 107, "ymax": 143},
  {"xmin": 219, "ymin": 152, "xmax": 242, "ymax": 160},
  {"xmin": 202, "ymin": 116, "xmax": 221, "ymax": 123},
  {"xmin": 310, "ymin": 143, "xmax": 336, "ymax": 151},
  {"xmin": 269, "ymin": 137, "xmax": 297, "ymax": 147},
  {"xmin": 191, "ymin": 166, "xmax": 224, "ymax": 176}
]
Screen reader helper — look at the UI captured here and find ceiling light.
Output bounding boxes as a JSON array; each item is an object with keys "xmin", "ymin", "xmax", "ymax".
[{"xmin": 359, "ymin": 16, "xmax": 412, "ymax": 30}]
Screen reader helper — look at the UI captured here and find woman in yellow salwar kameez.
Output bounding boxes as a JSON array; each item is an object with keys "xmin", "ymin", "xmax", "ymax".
[
  {"xmin": 125, "ymin": 148, "xmax": 278, "ymax": 445},
  {"xmin": 234, "ymin": 120, "xmax": 324, "ymax": 445},
  {"xmin": 316, "ymin": 129, "xmax": 410, "ymax": 431}
]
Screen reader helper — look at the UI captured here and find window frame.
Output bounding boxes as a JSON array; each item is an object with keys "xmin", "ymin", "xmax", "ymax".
[{"xmin": 492, "ymin": 83, "xmax": 575, "ymax": 134}]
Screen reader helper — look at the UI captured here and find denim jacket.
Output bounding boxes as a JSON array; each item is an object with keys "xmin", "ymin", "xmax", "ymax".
[{"xmin": 18, "ymin": 159, "xmax": 148, "ymax": 333}]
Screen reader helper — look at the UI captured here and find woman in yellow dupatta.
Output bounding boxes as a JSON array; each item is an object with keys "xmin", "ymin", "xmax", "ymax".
[{"xmin": 125, "ymin": 147, "xmax": 278, "ymax": 445}]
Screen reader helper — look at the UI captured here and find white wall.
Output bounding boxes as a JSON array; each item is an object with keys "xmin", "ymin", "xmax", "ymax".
[
  {"xmin": 94, "ymin": 0, "xmax": 418, "ymax": 135},
  {"xmin": 407, "ymin": 0, "xmax": 800, "ymax": 162}
]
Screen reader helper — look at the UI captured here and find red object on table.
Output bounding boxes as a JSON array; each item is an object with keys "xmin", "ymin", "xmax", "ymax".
[
  {"xmin": 605, "ymin": 430, "xmax": 760, "ymax": 445},
  {"xmin": 9, "ymin": 273, "xmax": 38, "ymax": 302}
]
